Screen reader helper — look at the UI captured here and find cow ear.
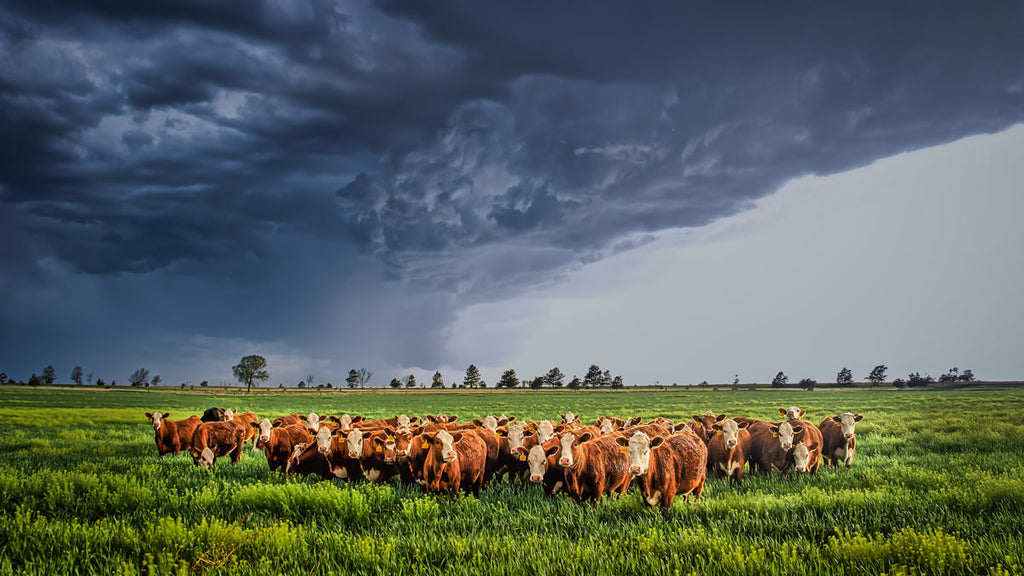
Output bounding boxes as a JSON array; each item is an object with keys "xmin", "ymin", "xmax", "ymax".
[
  {"xmin": 545, "ymin": 445, "xmax": 559, "ymax": 456},
  {"xmin": 409, "ymin": 416, "xmax": 419, "ymax": 423},
  {"xmin": 716, "ymin": 413, "xmax": 726, "ymax": 422},
  {"xmin": 145, "ymin": 412, "xmax": 152, "ymax": 419},
  {"xmin": 472, "ymin": 419, "xmax": 483, "ymax": 426},
  {"xmin": 833, "ymin": 416, "xmax": 843, "ymax": 423},
  {"xmin": 615, "ymin": 436, "xmax": 629, "ymax": 447},
  {"xmin": 372, "ymin": 436, "xmax": 385, "ymax": 446},
  {"xmin": 650, "ymin": 437, "xmax": 666, "ymax": 448},
  {"xmin": 769, "ymin": 425, "xmax": 780, "ymax": 434},
  {"xmin": 250, "ymin": 422, "xmax": 259, "ymax": 429},
  {"xmin": 451, "ymin": 433, "xmax": 464, "ymax": 443},
  {"xmin": 512, "ymin": 446, "xmax": 526, "ymax": 456},
  {"xmin": 448, "ymin": 415, "xmax": 458, "ymax": 423},
  {"xmin": 778, "ymin": 408, "xmax": 787, "ymax": 416},
  {"xmin": 691, "ymin": 415, "xmax": 702, "ymax": 423},
  {"xmin": 792, "ymin": 425, "xmax": 804, "ymax": 433},
  {"xmin": 507, "ymin": 416, "xmax": 516, "ymax": 422},
  {"xmin": 353, "ymin": 416, "xmax": 365, "ymax": 423},
  {"xmin": 384, "ymin": 426, "xmax": 395, "ymax": 436},
  {"xmin": 712, "ymin": 423, "xmax": 722, "ymax": 431},
  {"xmin": 328, "ymin": 416, "xmax": 340, "ymax": 423},
  {"xmin": 736, "ymin": 420, "xmax": 750, "ymax": 429},
  {"xmin": 272, "ymin": 420, "xmax": 282, "ymax": 428},
  {"xmin": 627, "ymin": 416, "xmax": 642, "ymax": 427},
  {"xmin": 799, "ymin": 409, "xmax": 805, "ymax": 418},
  {"xmin": 577, "ymin": 432, "xmax": 593, "ymax": 444},
  {"xmin": 854, "ymin": 414, "xmax": 863, "ymax": 422}
]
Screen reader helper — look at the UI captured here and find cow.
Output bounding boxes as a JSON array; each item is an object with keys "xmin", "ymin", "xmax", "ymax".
[
  {"xmin": 273, "ymin": 413, "xmax": 305, "ymax": 427},
  {"xmin": 383, "ymin": 414, "xmax": 419, "ymax": 428},
  {"xmin": 688, "ymin": 411, "xmax": 726, "ymax": 443},
  {"xmin": 496, "ymin": 423, "xmax": 530, "ymax": 482},
  {"xmin": 253, "ymin": 420, "xmax": 313, "ymax": 472},
  {"xmin": 517, "ymin": 438, "xmax": 565, "ymax": 496},
  {"xmin": 145, "ymin": 411, "xmax": 202, "ymax": 457},
  {"xmin": 559, "ymin": 412, "xmax": 581, "ymax": 425},
  {"xmin": 535, "ymin": 420, "xmax": 556, "ymax": 443},
  {"xmin": 327, "ymin": 414, "xmax": 365, "ymax": 431},
  {"xmin": 617, "ymin": 431, "xmax": 707, "ymax": 509},
  {"xmin": 189, "ymin": 420, "xmax": 247, "ymax": 467},
  {"xmin": 288, "ymin": 439, "xmax": 334, "ymax": 480},
  {"xmin": 222, "ymin": 409, "xmax": 259, "ymax": 449},
  {"xmin": 744, "ymin": 420, "xmax": 799, "ymax": 476},
  {"xmin": 706, "ymin": 419, "xmax": 751, "ymax": 486},
  {"xmin": 780, "ymin": 406, "xmax": 805, "ymax": 422},
  {"xmin": 422, "ymin": 429, "xmax": 488, "ymax": 497},
  {"xmin": 555, "ymin": 431, "xmax": 632, "ymax": 504},
  {"xmin": 818, "ymin": 413, "xmax": 863, "ymax": 468},
  {"xmin": 361, "ymin": 430, "xmax": 401, "ymax": 484},
  {"xmin": 305, "ymin": 412, "xmax": 320, "ymax": 432},
  {"xmin": 320, "ymin": 427, "xmax": 363, "ymax": 482},
  {"xmin": 201, "ymin": 407, "xmax": 227, "ymax": 422}
]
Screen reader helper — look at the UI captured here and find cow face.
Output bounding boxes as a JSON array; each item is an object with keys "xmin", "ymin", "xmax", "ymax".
[
  {"xmin": 146, "ymin": 411, "xmax": 167, "ymax": 431},
  {"xmin": 377, "ymin": 430, "xmax": 399, "ymax": 463},
  {"xmin": 392, "ymin": 427, "xmax": 414, "ymax": 459},
  {"xmin": 396, "ymin": 414, "xmax": 411, "ymax": 427},
  {"xmin": 618, "ymin": 432, "xmax": 665, "ymax": 476},
  {"xmin": 598, "ymin": 418, "xmax": 615, "ymax": 435},
  {"xmin": 431, "ymin": 429, "xmax": 459, "ymax": 463},
  {"xmin": 792, "ymin": 444, "xmax": 811, "ymax": 473},
  {"xmin": 536, "ymin": 421, "xmax": 555, "ymax": 443},
  {"xmin": 561, "ymin": 412, "xmax": 578, "ymax": 424},
  {"xmin": 557, "ymin": 432, "xmax": 591, "ymax": 467},
  {"xmin": 507, "ymin": 424, "xmax": 525, "ymax": 452},
  {"xmin": 315, "ymin": 427, "xmax": 333, "ymax": 456},
  {"xmin": 692, "ymin": 412, "xmax": 726, "ymax": 440},
  {"xmin": 479, "ymin": 415, "xmax": 498, "ymax": 431},
  {"xmin": 198, "ymin": 446, "xmax": 216, "ymax": 468},
  {"xmin": 335, "ymin": 414, "xmax": 353, "ymax": 430},
  {"xmin": 255, "ymin": 418, "xmax": 274, "ymax": 444},
  {"xmin": 223, "ymin": 409, "xmax": 235, "ymax": 420},
  {"xmin": 306, "ymin": 412, "xmax": 320, "ymax": 431},
  {"xmin": 345, "ymin": 429, "xmax": 364, "ymax": 459},
  {"xmin": 780, "ymin": 406, "xmax": 805, "ymax": 421},
  {"xmin": 769, "ymin": 421, "xmax": 800, "ymax": 450},
  {"xmin": 715, "ymin": 419, "xmax": 745, "ymax": 450},
  {"xmin": 833, "ymin": 413, "xmax": 863, "ymax": 441},
  {"xmin": 526, "ymin": 445, "xmax": 553, "ymax": 483}
]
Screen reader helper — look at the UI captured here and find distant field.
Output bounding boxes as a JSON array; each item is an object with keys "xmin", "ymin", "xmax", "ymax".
[{"xmin": 1, "ymin": 386, "xmax": 1022, "ymax": 575}]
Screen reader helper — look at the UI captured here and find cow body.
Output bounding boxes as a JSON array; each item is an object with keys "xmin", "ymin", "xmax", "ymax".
[
  {"xmin": 620, "ymin": 432, "xmax": 707, "ymax": 509},
  {"xmin": 423, "ymin": 430, "xmax": 488, "ymax": 497},
  {"xmin": 146, "ymin": 412, "xmax": 201, "ymax": 457},
  {"xmin": 255, "ymin": 421, "xmax": 312, "ymax": 472},
  {"xmin": 190, "ymin": 421, "xmax": 247, "ymax": 467},
  {"xmin": 706, "ymin": 419, "xmax": 750, "ymax": 486},
  {"xmin": 819, "ymin": 413, "xmax": 862, "ymax": 468},
  {"xmin": 557, "ymin": 432, "xmax": 632, "ymax": 504}
]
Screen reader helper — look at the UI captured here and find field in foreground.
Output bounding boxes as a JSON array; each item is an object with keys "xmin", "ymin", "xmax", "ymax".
[{"xmin": 0, "ymin": 387, "xmax": 1023, "ymax": 576}]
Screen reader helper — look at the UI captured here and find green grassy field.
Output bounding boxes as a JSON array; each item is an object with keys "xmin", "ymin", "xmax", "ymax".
[{"xmin": 1, "ymin": 386, "xmax": 1022, "ymax": 575}]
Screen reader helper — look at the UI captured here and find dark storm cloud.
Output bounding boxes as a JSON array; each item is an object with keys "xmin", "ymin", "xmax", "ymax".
[{"xmin": 1, "ymin": 0, "xmax": 1023, "ymax": 381}]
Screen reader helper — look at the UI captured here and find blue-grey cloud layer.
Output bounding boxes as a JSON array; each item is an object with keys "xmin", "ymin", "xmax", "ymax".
[{"xmin": 2, "ymin": 1, "xmax": 1023, "ymax": 382}]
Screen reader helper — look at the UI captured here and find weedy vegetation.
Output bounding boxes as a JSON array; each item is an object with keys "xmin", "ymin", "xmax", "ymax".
[{"xmin": 0, "ymin": 387, "xmax": 1022, "ymax": 575}]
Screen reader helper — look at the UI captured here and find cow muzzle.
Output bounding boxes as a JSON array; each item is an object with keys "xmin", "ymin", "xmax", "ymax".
[
  {"xmin": 727, "ymin": 440, "xmax": 737, "ymax": 449},
  {"xmin": 782, "ymin": 442, "xmax": 793, "ymax": 450},
  {"xmin": 559, "ymin": 458, "xmax": 571, "ymax": 467},
  {"xmin": 844, "ymin": 433, "xmax": 854, "ymax": 440},
  {"xmin": 530, "ymin": 474, "xmax": 542, "ymax": 483},
  {"xmin": 629, "ymin": 465, "xmax": 642, "ymax": 475},
  {"xmin": 442, "ymin": 451, "xmax": 457, "ymax": 462},
  {"xmin": 348, "ymin": 451, "xmax": 360, "ymax": 459}
]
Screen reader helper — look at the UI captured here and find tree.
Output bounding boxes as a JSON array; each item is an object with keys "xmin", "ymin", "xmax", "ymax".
[
  {"xmin": 771, "ymin": 371, "xmax": 788, "ymax": 388},
  {"xmin": 151, "ymin": 375, "xmax": 161, "ymax": 386},
  {"xmin": 733, "ymin": 374, "xmax": 740, "ymax": 385},
  {"xmin": 346, "ymin": 369, "xmax": 360, "ymax": 389},
  {"xmin": 129, "ymin": 368, "xmax": 151, "ymax": 387},
  {"xmin": 0, "ymin": 372, "xmax": 7, "ymax": 385},
  {"xmin": 600, "ymin": 369, "xmax": 613, "ymax": 387},
  {"xmin": 545, "ymin": 367, "xmax": 565, "ymax": 388},
  {"xmin": 96, "ymin": 378, "xmax": 106, "ymax": 387},
  {"xmin": 463, "ymin": 364, "xmax": 482, "ymax": 389},
  {"xmin": 867, "ymin": 365, "xmax": 888, "ymax": 386},
  {"xmin": 584, "ymin": 365, "xmax": 603, "ymax": 388},
  {"xmin": 907, "ymin": 372, "xmax": 933, "ymax": 388},
  {"xmin": 86, "ymin": 372, "xmax": 94, "ymax": 386},
  {"xmin": 42, "ymin": 365, "xmax": 56, "ymax": 385},
  {"xmin": 529, "ymin": 376, "xmax": 545, "ymax": 390},
  {"xmin": 893, "ymin": 378, "xmax": 907, "ymax": 390},
  {"xmin": 959, "ymin": 369, "xmax": 976, "ymax": 382},
  {"xmin": 389, "ymin": 377, "xmax": 402, "ymax": 389},
  {"xmin": 306, "ymin": 373, "xmax": 315, "ymax": 388},
  {"xmin": 836, "ymin": 367, "xmax": 853, "ymax": 387},
  {"xmin": 497, "ymin": 369, "xmax": 519, "ymax": 389},
  {"xmin": 611, "ymin": 375, "xmax": 624, "ymax": 389},
  {"xmin": 71, "ymin": 366, "xmax": 83, "ymax": 386},
  {"xmin": 28, "ymin": 373, "xmax": 41, "ymax": 387},
  {"xmin": 431, "ymin": 371, "xmax": 445, "ymax": 389},
  {"xmin": 568, "ymin": 376, "xmax": 581, "ymax": 391},
  {"xmin": 232, "ymin": 354, "xmax": 269, "ymax": 393},
  {"xmin": 405, "ymin": 374, "xmax": 417, "ymax": 388},
  {"xmin": 357, "ymin": 368, "xmax": 373, "ymax": 388},
  {"xmin": 799, "ymin": 378, "xmax": 817, "ymax": 391}
]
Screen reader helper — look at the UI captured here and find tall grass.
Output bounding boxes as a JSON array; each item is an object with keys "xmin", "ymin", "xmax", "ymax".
[{"xmin": 0, "ymin": 387, "xmax": 1022, "ymax": 575}]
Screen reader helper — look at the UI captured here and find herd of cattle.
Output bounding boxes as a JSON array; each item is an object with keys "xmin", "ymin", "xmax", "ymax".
[{"xmin": 143, "ymin": 407, "xmax": 863, "ymax": 509}]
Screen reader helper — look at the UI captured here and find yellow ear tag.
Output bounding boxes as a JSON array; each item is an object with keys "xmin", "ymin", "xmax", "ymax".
[
  {"xmin": 518, "ymin": 454, "xmax": 527, "ymax": 461},
  {"xmin": 421, "ymin": 442, "xmax": 429, "ymax": 449},
  {"xmin": 494, "ymin": 431, "xmax": 500, "ymax": 437},
  {"xmin": 387, "ymin": 436, "xmax": 394, "ymax": 442},
  {"xmin": 772, "ymin": 432, "xmax": 779, "ymax": 438},
  {"xmin": 619, "ymin": 446, "xmax": 628, "ymax": 454},
  {"xmin": 716, "ymin": 430, "xmax": 723, "ymax": 436}
]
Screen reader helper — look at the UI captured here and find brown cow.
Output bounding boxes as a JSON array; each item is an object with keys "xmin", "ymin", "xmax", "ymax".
[
  {"xmin": 326, "ymin": 414, "xmax": 366, "ymax": 431},
  {"xmin": 422, "ymin": 429, "xmax": 488, "ymax": 497},
  {"xmin": 288, "ymin": 439, "xmax": 334, "ymax": 480},
  {"xmin": 253, "ymin": 419, "xmax": 312, "ymax": 472},
  {"xmin": 223, "ymin": 409, "xmax": 259, "ymax": 448},
  {"xmin": 556, "ymin": 431, "xmax": 632, "ymax": 504},
  {"xmin": 273, "ymin": 413, "xmax": 304, "ymax": 427},
  {"xmin": 689, "ymin": 411, "xmax": 727, "ymax": 443},
  {"xmin": 779, "ymin": 406, "xmax": 805, "ymax": 422},
  {"xmin": 744, "ymin": 420, "xmax": 798, "ymax": 475},
  {"xmin": 617, "ymin": 431, "xmax": 707, "ymax": 509},
  {"xmin": 361, "ymin": 430, "xmax": 401, "ymax": 483},
  {"xmin": 145, "ymin": 411, "xmax": 201, "ymax": 457},
  {"xmin": 819, "ymin": 413, "xmax": 863, "ymax": 468},
  {"xmin": 706, "ymin": 419, "xmax": 751, "ymax": 486},
  {"xmin": 559, "ymin": 412, "xmax": 581, "ymax": 425},
  {"xmin": 517, "ymin": 437, "xmax": 565, "ymax": 496},
  {"xmin": 189, "ymin": 420, "xmax": 247, "ymax": 467}
]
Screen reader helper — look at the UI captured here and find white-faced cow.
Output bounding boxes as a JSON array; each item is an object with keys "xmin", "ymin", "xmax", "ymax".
[
  {"xmin": 818, "ymin": 413, "xmax": 863, "ymax": 468},
  {"xmin": 616, "ymin": 431, "xmax": 707, "ymax": 509}
]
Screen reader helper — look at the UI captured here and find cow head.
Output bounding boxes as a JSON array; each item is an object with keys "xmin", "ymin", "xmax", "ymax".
[
  {"xmin": 306, "ymin": 412, "xmax": 320, "ymax": 431},
  {"xmin": 780, "ymin": 406, "xmax": 805, "ymax": 421},
  {"xmin": 222, "ymin": 408, "xmax": 235, "ymax": 420},
  {"xmin": 506, "ymin": 424, "xmax": 526, "ymax": 452},
  {"xmin": 146, "ymin": 411, "xmax": 168, "ymax": 431},
  {"xmin": 315, "ymin": 427, "xmax": 333, "ymax": 456},
  {"xmin": 832, "ymin": 413, "xmax": 863, "ymax": 441},
  {"xmin": 391, "ymin": 426, "xmax": 415, "ymax": 459},
  {"xmin": 692, "ymin": 411, "xmax": 726, "ymax": 440},
  {"xmin": 195, "ymin": 446, "xmax": 215, "ymax": 468},
  {"xmin": 769, "ymin": 421, "xmax": 801, "ymax": 450},
  {"xmin": 254, "ymin": 418, "xmax": 274, "ymax": 444},
  {"xmin": 374, "ymin": 429, "xmax": 399, "ymax": 463},
  {"xmin": 536, "ymin": 420, "xmax": 555, "ymax": 443},
  {"xmin": 426, "ymin": 429, "xmax": 460, "ymax": 463},
  {"xmin": 395, "ymin": 414, "xmax": 411, "ymax": 427},
  {"xmin": 331, "ymin": 414, "xmax": 353, "ymax": 431},
  {"xmin": 344, "ymin": 429, "xmax": 365, "ymax": 459},
  {"xmin": 712, "ymin": 419, "xmax": 748, "ymax": 451},
  {"xmin": 525, "ymin": 444, "xmax": 557, "ymax": 483},
  {"xmin": 792, "ymin": 444, "xmax": 811, "ymax": 473},
  {"xmin": 475, "ymin": 415, "xmax": 499, "ymax": 431},
  {"xmin": 616, "ymin": 431, "xmax": 664, "ymax": 476},
  {"xmin": 598, "ymin": 418, "xmax": 615, "ymax": 435},
  {"xmin": 561, "ymin": 412, "xmax": 579, "ymax": 424},
  {"xmin": 557, "ymin": 432, "xmax": 592, "ymax": 468}
]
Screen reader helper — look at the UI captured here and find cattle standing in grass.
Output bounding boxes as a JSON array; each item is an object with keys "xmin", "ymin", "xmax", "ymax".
[
  {"xmin": 745, "ymin": 420, "xmax": 799, "ymax": 475},
  {"xmin": 819, "ymin": 413, "xmax": 862, "ymax": 468},
  {"xmin": 618, "ymin": 431, "xmax": 707, "ymax": 509},
  {"xmin": 253, "ymin": 419, "xmax": 312, "ymax": 472},
  {"xmin": 288, "ymin": 439, "xmax": 333, "ymax": 480},
  {"xmin": 201, "ymin": 407, "xmax": 227, "ymax": 422},
  {"xmin": 556, "ymin": 432, "xmax": 632, "ymax": 504},
  {"xmin": 422, "ymin": 429, "xmax": 487, "ymax": 497},
  {"xmin": 518, "ymin": 438, "xmax": 564, "ymax": 496},
  {"xmin": 687, "ymin": 411, "xmax": 726, "ymax": 443},
  {"xmin": 189, "ymin": 420, "xmax": 247, "ymax": 467},
  {"xmin": 146, "ymin": 412, "xmax": 202, "ymax": 457},
  {"xmin": 496, "ymin": 424, "xmax": 529, "ymax": 482},
  {"xmin": 706, "ymin": 419, "xmax": 751, "ymax": 486},
  {"xmin": 361, "ymin": 430, "xmax": 400, "ymax": 483}
]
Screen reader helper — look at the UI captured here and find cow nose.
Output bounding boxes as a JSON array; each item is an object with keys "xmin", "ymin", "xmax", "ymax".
[
  {"xmin": 559, "ymin": 458, "xmax": 570, "ymax": 466},
  {"xmin": 530, "ymin": 474, "xmax": 542, "ymax": 482},
  {"xmin": 629, "ymin": 465, "xmax": 641, "ymax": 475},
  {"xmin": 727, "ymin": 440, "xmax": 737, "ymax": 449},
  {"xmin": 445, "ymin": 451, "xmax": 456, "ymax": 460},
  {"xmin": 349, "ymin": 451, "xmax": 359, "ymax": 459},
  {"xmin": 783, "ymin": 442, "xmax": 792, "ymax": 449},
  {"xmin": 845, "ymin": 433, "xmax": 854, "ymax": 439}
]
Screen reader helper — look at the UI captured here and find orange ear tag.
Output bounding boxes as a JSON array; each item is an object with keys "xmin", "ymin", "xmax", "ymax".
[
  {"xmin": 716, "ymin": 431, "xmax": 723, "ymax": 436},
  {"xmin": 421, "ymin": 442, "xmax": 429, "ymax": 449},
  {"xmin": 619, "ymin": 446, "xmax": 628, "ymax": 454},
  {"xmin": 387, "ymin": 436, "xmax": 394, "ymax": 442},
  {"xmin": 518, "ymin": 454, "xmax": 527, "ymax": 461},
  {"xmin": 772, "ymin": 433, "xmax": 779, "ymax": 438}
]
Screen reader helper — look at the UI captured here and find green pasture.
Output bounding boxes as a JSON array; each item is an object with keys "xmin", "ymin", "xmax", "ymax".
[{"xmin": 0, "ymin": 386, "xmax": 1022, "ymax": 575}]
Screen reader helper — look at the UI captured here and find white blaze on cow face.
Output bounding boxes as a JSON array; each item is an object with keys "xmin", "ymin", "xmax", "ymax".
[
  {"xmin": 481, "ymin": 415, "xmax": 498, "ymax": 431},
  {"xmin": 315, "ymin": 427, "xmax": 332, "ymax": 455},
  {"xmin": 626, "ymin": 432, "xmax": 654, "ymax": 476},
  {"xmin": 200, "ymin": 446, "xmax": 215, "ymax": 467},
  {"xmin": 719, "ymin": 419, "xmax": 741, "ymax": 450},
  {"xmin": 507, "ymin": 424, "xmax": 525, "ymax": 452},
  {"xmin": 774, "ymin": 421, "xmax": 796, "ymax": 450},
  {"xmin": 337, "ymin": 414, "xmax": 353, "ymax": 430},
  {"xmin": 257, "ymin": 418, "xmax": 273, "ymax": 444},
  {"xmin": 527, "ymin": 445, "xmax": 548, "ymax": 482},
  {"xmin": 562, "ymin": 412, "xmax": 576, "ymax": 424},
  {"xmin": 537, "ymin": 421, "xmax": 555, "ymax": 443},
  {"xmin": 558, "ymin": 433, "xmax": 577, "ymax": 468},
  {"xmin": 346, "ymin": 429, "xmax": 364, "ymax": 459},
  {"xmin": 223, "ymin": 409, "xmax": 235, "ymax": 420},
  {"xmin": 784, "ymin": 406, "xmax": 804, "ymax": 421},
  {"xmin": 598, "ymin": 419, "xmax": 614, "ymax": 435},
  {"xmin": 435, "ymin": 429, "xmax": 458, "ymax": 463},
  {"xmin": 835, "ymin": 413, "xmax": 862, "ymax": 441},
  {"xmin": 306, "ymin": 412, "xmax": 320, "ymax": 430},
  {"xmin": 148, "ymin": 411, "xmax": 165, "ymax": 431},
  {"xmin": 396, "ymin": 414, "xmax": 411, "ymax": 427},
  {"xmin": 792, "ymin": 444, "xmax": 811, "ymax": 473}
]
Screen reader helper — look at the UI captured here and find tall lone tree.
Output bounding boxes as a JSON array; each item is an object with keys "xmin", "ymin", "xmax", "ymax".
[
  {"xmin": 497, "ymin": 369, "xmax": 519, "ymax": 389},
  {"xmin": 836, "ymin": 367, "xmax": 853, "ymax": 386},
  {"xmin": 346, "ymin": 369, "xmax": 360, "ymax": 389},
  {"xmin": 42, "ymin": 365, "xmax": 56, "ymax": 385},
  {"xmin": 233, "ymin": 355, "xmax": 269, "ymax": 393},
  {"xmin": 431, "ymin": 371, "xmax": 445, "ymax": 389},
  {"xmin": 867, "ymin": 365, "xmax": 888, "ymax": 386},
  {"xmin": 130, "ymin": 368, "xmax": 151, "ymax": 387},
  {"xmin": 545, "ymin": 367, "xmax": 565, "ymax": 388},
  {"xmin": 463, "ymin": 364, "xmax": 482, "ymax": 389},
  {"xmin": 71, "ymin": 366, "xmax": 83, "ymax": 386}
]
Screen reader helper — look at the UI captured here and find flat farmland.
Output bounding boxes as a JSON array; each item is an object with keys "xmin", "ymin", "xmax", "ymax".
[{"xmin": 1, "ymin": 386, "xmax": 1022, "ymax": 575}]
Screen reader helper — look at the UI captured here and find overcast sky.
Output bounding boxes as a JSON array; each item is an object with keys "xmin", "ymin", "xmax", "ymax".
[{"xmin": 2, "ymin": 1, "xmax": 1023, "ymax": 387}]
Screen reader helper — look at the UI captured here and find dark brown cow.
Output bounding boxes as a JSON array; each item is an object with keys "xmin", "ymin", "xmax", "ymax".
[
  {"xmin": 744, "ymin": 420, "xmax": 797, "ymax": 475},
  {"xmin": 145, "ymin": 411, "xmax": 202, "ymax": 457},
  {"xmin": 189, "ymin": 420, "xmax": 247, "ymax": 467},
  {"xmin": 555, "ymin": 431, "xmax": 632, "ymax": 504},
  {"xmin": 288, "ymin": 439, "xmax": 334, "ymax": 480},
  {"xmin": 422, "ymin": 429, "xmax": 488, "ymax": 497},
  {"xmin": 201, "ymin": 407, "xmax": 227, "ymax": 422},
  {"xmin": 688, "ymin": 411, "xmax": 726, "ymax": 442},
  {"xmin": 360, "ymin": 430, "xmax": 401, "ymax": 484},
  {"xmin": 272, "ymin": 413, "xmax": 304, "ymax": 427},
  {"xmin": 819, "ymin": 413, "xmax": 863, "ymax": 468},
  {"xmin": 706, "ymin": 419, "xmax": 751, "ymax": 486},
  {"xmin": 253, "ymin": 420, "xmax": 312, "ymax": 472},
  {"xmin": 617, "ymin": 431, "xmax": 707, "ymax": 509}
]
